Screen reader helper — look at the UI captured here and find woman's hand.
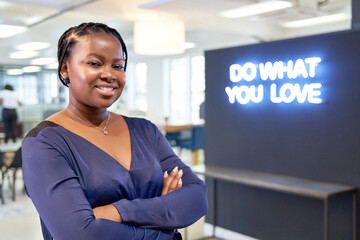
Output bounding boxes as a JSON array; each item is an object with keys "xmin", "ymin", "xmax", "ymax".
[
  {"xmin": 93, "ymin": 204, "xmax": 122, "ymax": 222},
  {"xmin": 161, "ymin": 166, "xmax": 183, "ymax": 196}
]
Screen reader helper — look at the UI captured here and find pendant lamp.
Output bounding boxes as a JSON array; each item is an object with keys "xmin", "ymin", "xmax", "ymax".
[{"xmin": 134, "ymin": 19, "xmax": 185, "ymax": 55}]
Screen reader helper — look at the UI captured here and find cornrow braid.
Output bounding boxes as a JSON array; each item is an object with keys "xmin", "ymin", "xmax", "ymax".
[{"xmin": 57, "ymin": 22, "xmax": 128, "ymax": 87}]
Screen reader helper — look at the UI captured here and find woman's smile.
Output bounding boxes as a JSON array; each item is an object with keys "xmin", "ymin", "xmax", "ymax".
[{"xmin": 95, "ymin": 84, "xmax": 118, "ymax": 96}]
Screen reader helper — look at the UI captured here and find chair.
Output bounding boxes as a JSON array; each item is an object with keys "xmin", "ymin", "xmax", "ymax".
[
  {"xmin": 165, "ymin": 126, "xmax": 204, "ymax": 165},
  {"xmin": 5, "ymin": 147, "xmax": 23, "ymax": 201},
  {"xmin": 0, "ymin": 152, "xmax": 5, "ymax": 204}
]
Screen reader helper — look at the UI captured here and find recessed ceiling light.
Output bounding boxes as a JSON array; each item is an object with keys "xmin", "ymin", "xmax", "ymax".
[
  {"xmin": 22, "ymin": 66, "xmax": 42, "ymax": 73},
  {"xmin": 45, "ymin": 62, "xmax": 59, "ymax": 70},
  {"xmin": 10, "ymin": 51, "xmax": 39, "ymax": 59},
  {"xmin": 281, "ymin": 13, "xmax": 350, "ymax": 28},
  {"xmin": 6, "ymin": 69, "xmax": 23, "ymax": 75},
  {"xmin": 0, "ymin": 24, "xmax": 27, "ymax": 38},
  {"xmin": 219, "ymin": 1, "xmax": 294, "ymax": 18},
  {"xmin": 16, "ymin": 42, "xmax": 50, "ymax": 51},
  {"xmin": 31, "ymin": 57, "xmax": 56, "ymax": 65}
]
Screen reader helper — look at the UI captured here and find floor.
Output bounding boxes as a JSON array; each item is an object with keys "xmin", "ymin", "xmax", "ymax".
[{"xmin": 0, "ymin": 149, "xmax": 214, "ymax": 240}]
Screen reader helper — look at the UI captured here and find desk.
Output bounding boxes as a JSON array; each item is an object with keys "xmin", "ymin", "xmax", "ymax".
[
  {"xmin": 160, "ymin": 124, "xmax": 204, "ymax": 133},
  {"xmin": 193, "ymin": 165, "xmax": 357, "ymax": 240},
  {"xmin": 0, "ymin": 142, "xmax": 21, "ymax": 164},
  {"xmin": 160, "ymin": 123, "xmax": 204, "ymax": 165},
  {"xmin": 0, "ymin": 141, "xmax": 22, "ymax": 153}
]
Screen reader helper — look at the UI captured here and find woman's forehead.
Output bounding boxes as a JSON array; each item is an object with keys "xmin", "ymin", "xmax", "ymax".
[{"xmin": 72, "ymin": 32, "xmax": 123, "ymax": 55}]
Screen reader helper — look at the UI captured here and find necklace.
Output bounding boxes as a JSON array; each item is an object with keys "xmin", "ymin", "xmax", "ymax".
[{"xmin": 66, "ymin": 108, "xmax": 110, "ymax": 135}]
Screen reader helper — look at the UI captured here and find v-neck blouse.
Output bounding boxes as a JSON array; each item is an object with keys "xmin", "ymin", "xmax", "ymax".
[{"xmin": 22, "ymin": 117, "xmax": 207, "ymax": 240}]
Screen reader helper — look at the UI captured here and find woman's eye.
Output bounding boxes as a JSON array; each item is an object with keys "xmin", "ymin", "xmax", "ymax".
[
  {"xmin": 113, "ymin": 65, "xmax": 124, "ymax": 70},
  {"xmin": 88, "ymin": 62, "xmax": 100, "ymax": 67}
]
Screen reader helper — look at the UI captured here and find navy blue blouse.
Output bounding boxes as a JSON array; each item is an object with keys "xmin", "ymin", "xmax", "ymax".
[{"xmin": 22, "ymin": 117, "xmax": 207, "ymax": 240}]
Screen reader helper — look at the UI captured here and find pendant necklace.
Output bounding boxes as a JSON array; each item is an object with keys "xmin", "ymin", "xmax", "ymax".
[{"xmin": 66, "ymin": 108, "xmax": 110, "ymax": 135}]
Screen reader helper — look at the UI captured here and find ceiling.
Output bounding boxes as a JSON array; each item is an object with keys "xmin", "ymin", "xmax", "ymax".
[{"xmin": 0, "ymin": 0, "xmax": 352, "ymax": 69}]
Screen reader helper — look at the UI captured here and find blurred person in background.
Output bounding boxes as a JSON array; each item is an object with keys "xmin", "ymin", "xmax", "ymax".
[{"xmin": 0, "ymin": 84, "xmax": 22, "ymax": 143}]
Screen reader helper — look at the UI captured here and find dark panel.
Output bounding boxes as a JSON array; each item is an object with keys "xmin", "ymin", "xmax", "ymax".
[
  {"xmin": 204, "ymin": 30, "xmax": 360, "ymax": 239},
  {"xmin": 353, "ymin": 0, "xmax": 360, "ymax": 30},
  {"xmin": 205, "ymin": 30, "xmax": 360, "ymax": 184}
]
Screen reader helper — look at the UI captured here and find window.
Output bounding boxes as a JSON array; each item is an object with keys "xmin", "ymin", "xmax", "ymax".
[
  {"xmin": 170, "ymin": 57, "xmax": 189, "ymax": 124},
  {"xmin": 191, "ymin": 56, "xmax": 205, "ymax": 122},
  {"xmin": 169, "ymin": 55, "xmax": 205, "ymax": 124},
  {"xmin": 134, "ymin": 63, "xmax": 148, "ymax": 112}
]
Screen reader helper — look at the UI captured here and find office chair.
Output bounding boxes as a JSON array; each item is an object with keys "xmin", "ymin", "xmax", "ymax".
[
  {"xmin": 5, "ymin": 147, "xmax": 23, "ymax": 201},
  {"xmin": 0, "ymin": 152, "xmax": 5, "ymax": 204}
]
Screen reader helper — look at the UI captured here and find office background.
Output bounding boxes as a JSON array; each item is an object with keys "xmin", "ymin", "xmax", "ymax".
[{"xmin": 0, "ymin": 0, "xmax": 358, "ymax": 239}]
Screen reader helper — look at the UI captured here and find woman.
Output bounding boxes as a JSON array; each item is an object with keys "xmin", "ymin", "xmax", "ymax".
[
  {"xmin": 0, "ymin": 84, "xmax": 21, "ymax": 143},
  {"xmin": 22, "ymin": 22, "xmax": 207, "ymax": 240}
]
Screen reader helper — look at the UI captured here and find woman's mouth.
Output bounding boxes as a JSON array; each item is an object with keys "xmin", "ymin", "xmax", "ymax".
[
  {"xmin": 95, "ymin": 85, "xmax": 118, "ymax": 96},
  {"xmin": 98, "ymin": 86, "xmax": 116, "ymax": 91}
]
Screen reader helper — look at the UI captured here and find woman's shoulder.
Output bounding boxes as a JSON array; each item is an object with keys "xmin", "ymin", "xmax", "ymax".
[
  {"xmin": 121, "ymin": 114, "xmax": 155, "ymax": 129},
  {"xmin": 25, "ymin": 121, "xmax": 61, "ymax": 138},
  {"xmin": 23, "ymin": 110, "xmax": 65, "ymax": 139}
]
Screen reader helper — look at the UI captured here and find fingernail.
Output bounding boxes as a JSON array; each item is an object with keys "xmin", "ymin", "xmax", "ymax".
[
  {"xmin": 173, "ymin": 166, "xmax": 178, "ymax": 172},
  {"xmin": 178, "ymin": 178, "xmax": 182, "ymax": 184},
  {"xmin": 177, "ymin": 169, "xmax": 183, "ymax": 176},
  {"xmin": 164, "ymin": 171, "xmax": 168, "ymax": 178}
]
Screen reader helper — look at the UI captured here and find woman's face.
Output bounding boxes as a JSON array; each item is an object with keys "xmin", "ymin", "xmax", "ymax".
[{"xmin": 63, "ymin": 31, "xmax": 126, "ymax": 110}]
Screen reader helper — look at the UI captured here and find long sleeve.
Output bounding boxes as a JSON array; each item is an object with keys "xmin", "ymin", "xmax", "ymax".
[
  {"xmin": 22, "ymin": 132, "xmax": 173, "ymax": 240},
  {"xmin": 113, "ymin": 121, "xmax": 208, "ymax": 229}
]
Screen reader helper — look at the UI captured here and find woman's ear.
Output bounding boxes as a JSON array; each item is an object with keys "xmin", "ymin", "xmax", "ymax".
[{"xmin": 60, "ymin": 62, "xmax": 68, "ymax": 79}]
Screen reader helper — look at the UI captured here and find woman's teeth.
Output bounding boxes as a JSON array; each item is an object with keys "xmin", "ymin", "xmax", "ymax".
[{"xmin": 99, "ymin": 87, "xmax": 114, "ymax": 91}]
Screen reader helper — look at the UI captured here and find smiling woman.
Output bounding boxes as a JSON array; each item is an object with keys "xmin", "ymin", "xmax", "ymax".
[{"xmin": 21, "ymin": 22, "xmax": 207, "ymax": 240}]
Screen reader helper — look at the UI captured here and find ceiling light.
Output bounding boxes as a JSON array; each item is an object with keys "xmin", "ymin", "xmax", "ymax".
[
  {"xmin": 281, "ymin": 13, "xmax": 350, "ymax": 28},
  {"xmin": 219, "ymin": 1, "xmax": 294, "ymax": 18},
  {"xmin": 6, "ymin": 69, "xmax": 23, "ymax": 76},
  {"xmin": 183, "ymin": 42, "xmax": 196, "ymax": 50},
  {"xmin": 22, "ymin": 66, "xmax": 42, "ymax": 73},
  {"xmin": 31, "ymin": 57, "xmax": 56, "ymax": 65},
  {"xmin": 0, "ymin": 1, "xmax": 11, "ymax": 8},
  {"xmin": 45, "ymin": 62, "xmax": 59, "ymax": 70},
  {"xmin": 139, "ymin": 0, "xmax": 176, "ymax": 8},
  {"xmin": 0, "ymin": 24, "xmax": 27, "ymax": 38},
  {"xmin": 10, "ymin": 51, "xmax": 39, "ymax": 59},
  {"xmin": 16, "ymin": 42, "xmax": 50, "ymax": 51},
  {"xmin": 134, "ymin": 19, "xmax": 185, "ymax": 55}
]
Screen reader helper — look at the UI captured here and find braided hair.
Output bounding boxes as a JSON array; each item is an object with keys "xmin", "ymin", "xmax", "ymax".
[{"xmin": 57, "ymin": 22, "xmax": 128, "ymax": 87}]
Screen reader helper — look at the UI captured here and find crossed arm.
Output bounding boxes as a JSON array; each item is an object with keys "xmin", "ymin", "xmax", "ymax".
[
  {"xmin": 22, "ymin": 125, "xmax": 207, "ymax": 239},
  {"xmin": 93, "ymin": 166, "xmax": 184, "ymax": 222}
]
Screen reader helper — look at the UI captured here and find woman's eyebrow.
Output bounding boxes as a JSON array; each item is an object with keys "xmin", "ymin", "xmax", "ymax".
[{"xmin": 87, "ymin": 53, "xmax": 124, "ymax": 61}]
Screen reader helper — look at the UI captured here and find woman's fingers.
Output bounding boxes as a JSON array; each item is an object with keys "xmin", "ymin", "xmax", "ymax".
[
  {"xmin": 161, "ymin": 171, "xmax": 170, "ymax": 196},
  {"xmin": 161, "ymin": 166, "xmax": 183, "ymax": 196},
  {"xmin": 169, "ymin": 168, "xmax": 183, "ymax": 193}
]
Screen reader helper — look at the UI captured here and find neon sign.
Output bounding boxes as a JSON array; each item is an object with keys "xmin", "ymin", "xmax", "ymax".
[{"xmin": 225, "ymin": 57, "xmax": 322, "ymax": 104}]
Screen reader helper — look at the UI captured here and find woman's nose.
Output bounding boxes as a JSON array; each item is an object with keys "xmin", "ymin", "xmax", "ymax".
[{"xmin": 100, "ymin": 70, "xmax": 117, "ymax": 82}]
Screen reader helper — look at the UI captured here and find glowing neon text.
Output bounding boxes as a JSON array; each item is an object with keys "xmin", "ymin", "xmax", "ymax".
[{"xmin": 225, "ymin": 57, "xmax": 322, "ymax": 104}]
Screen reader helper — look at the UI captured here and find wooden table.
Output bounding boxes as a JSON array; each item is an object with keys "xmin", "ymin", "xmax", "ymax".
[
  {"xmin": 0, "ymin": 142, "xmax": 21, "ymax": 165},
  {"xmin": 158, "ymin": 123, "xmax": 204, "ymax": 133},
  {"xmin": 0, "ymin": 141, "xmax": 22, "ymax": 153}
]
